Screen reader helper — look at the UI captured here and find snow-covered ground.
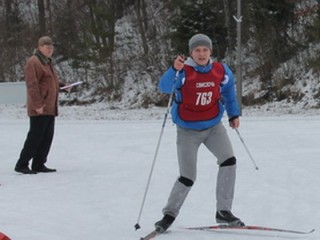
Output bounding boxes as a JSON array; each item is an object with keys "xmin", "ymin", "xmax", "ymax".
[{"xmin": 0, "ymin": 103, "xmax": 319, "ymax": 240}]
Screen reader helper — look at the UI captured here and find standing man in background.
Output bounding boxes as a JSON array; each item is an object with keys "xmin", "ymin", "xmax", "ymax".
[{"xmin": 15, "ymin": 36, "xmax": 71, "ymax": 174}]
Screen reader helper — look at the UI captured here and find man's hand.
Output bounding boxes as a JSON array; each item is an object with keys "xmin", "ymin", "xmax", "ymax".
[
  {"xmin": 229, "ymin": 117, "xmax": 240, "ymax": 129},
  {"xmin": 62, "ymin": 85, "xmax": 73, "ymax": 92},
  {"xmin": 35, "ymin": 105, "xmax": 45, "ymax": 114},
  {"xmin": 173, "ymin": 55, "xmax": 185, "ymax": 71}
]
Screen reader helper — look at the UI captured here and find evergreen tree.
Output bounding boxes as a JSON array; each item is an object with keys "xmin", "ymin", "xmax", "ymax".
[
  {"xmin": 169, "ymin": 0, "xmax": 227, "ymax": 60},
  {"xmin": 247, "ymin": 0, "xmax": 297, "ymax": 100}
]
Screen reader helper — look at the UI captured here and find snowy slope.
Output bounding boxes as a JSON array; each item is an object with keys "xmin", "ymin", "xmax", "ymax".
[{"xmin": 0, "ymin": 104, "xmax": 319, "ymax": 240}]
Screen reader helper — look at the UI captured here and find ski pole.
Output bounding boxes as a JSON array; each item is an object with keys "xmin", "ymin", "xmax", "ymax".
[
  {"xmin": 235, "ymin": 128, "xmax": 259, "ymax": 170},
  {"xmin": 134, "ymin": 72, "xmax": 178, "ymax": 231}
]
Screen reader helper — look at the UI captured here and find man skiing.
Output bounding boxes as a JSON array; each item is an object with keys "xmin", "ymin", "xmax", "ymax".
[{"xmin": 154, "ymin": 33, "xmax": 244, "ymax": 233}]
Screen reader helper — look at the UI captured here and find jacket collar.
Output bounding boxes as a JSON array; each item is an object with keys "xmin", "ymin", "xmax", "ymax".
[
  {"xmin": 184, "ymin": 57, "xmax": 213, "ymax": 73},
  {"xmin": 34, "ymin": 49, "xmax": 52, "ymax": 65}
]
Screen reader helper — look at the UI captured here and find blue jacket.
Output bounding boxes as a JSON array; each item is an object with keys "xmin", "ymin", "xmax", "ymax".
[{"xmin": 158, "ymin": 57, "xmax": 240, "ymax": 130}]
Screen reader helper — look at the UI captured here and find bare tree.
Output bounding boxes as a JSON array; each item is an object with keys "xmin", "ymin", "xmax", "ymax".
[
  {"xmin": 222, "ymin": 0, "xmax": 232, "ymax": 65},
  {"xmin": 135, "ymin": 0, "xmax": 149, "ymax": 55}
]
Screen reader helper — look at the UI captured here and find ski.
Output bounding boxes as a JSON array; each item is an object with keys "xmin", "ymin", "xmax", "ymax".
[
  {"xmin": 139, "ymin": 225, "xmax": 315, "ymax": 239},
  {"xmin": 185, "ymin": 225, "xmax": 315, "ymax": 235},
  {"xmin": 140, "ymin": 229, "xmax": 159, "ymax": 240}
]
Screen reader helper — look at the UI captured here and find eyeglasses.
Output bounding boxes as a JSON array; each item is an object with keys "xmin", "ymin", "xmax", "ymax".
[{"xmin": 40, "ymin": 45, "xmax": 54, "ymax": 50}]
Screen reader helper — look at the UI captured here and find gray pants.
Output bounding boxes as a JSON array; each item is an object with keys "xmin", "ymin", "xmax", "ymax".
[{"xmin": 162, "ymin": 122, "xmax": 236, "ymax": 217}]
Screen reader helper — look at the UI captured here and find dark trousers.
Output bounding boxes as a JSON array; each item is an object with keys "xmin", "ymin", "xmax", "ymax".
[{"xmin": 16, "ymin": 115, "xmax": 55, "ymax": 170}]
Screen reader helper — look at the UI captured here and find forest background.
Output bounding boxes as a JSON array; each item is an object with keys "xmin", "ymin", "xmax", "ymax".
[{"xmin": 0, "ymin": 0, "xmax": 320, "ymax": 110}]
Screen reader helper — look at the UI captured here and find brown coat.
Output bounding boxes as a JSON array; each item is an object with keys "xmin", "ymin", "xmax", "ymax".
[{"xmin": 24, "ymin": 53, "xmax": 60, "ymax": 117}]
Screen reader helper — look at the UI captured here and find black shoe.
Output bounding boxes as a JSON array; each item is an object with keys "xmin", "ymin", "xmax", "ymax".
[
  {"xmin": 32, "ymin": 166, "xmax": 57, "ymax": 173},
  {"xmin": 216, "ymin": 210, "xmax": 245, "ymax": 226},
  {"xmin": 15, "ymin": 166, "xmax": 38, "ymax": 174},
  {"xmin": 154, "ymin": 214, "xmax": 175, "ymax": 233}
]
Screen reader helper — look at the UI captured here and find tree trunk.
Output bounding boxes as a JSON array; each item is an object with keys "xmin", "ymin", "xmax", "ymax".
[
  {"xmin": 46, "ymin": 0, "xmax": 53, "ymax": 34},
  {"xmin": 222, "ymin": 0, "xmax": 232, "ymax": 65},
  {"xmin": 38, "ymin": 0, "xmax": 46, "ymax": 35},
  {"xmin": 135, "ymin": 0, "xmax": 149, "ymax": 55}
]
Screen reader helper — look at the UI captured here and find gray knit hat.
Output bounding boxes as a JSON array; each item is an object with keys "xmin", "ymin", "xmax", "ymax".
[{"xmin": 188, "ymin": 33, "xmax": 212, "ymax": 52}]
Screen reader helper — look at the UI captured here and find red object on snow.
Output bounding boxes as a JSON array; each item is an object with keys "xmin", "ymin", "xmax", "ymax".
[{"xmin": 0, "ymin": 232, "xmax": 11, "ymax": 240}]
